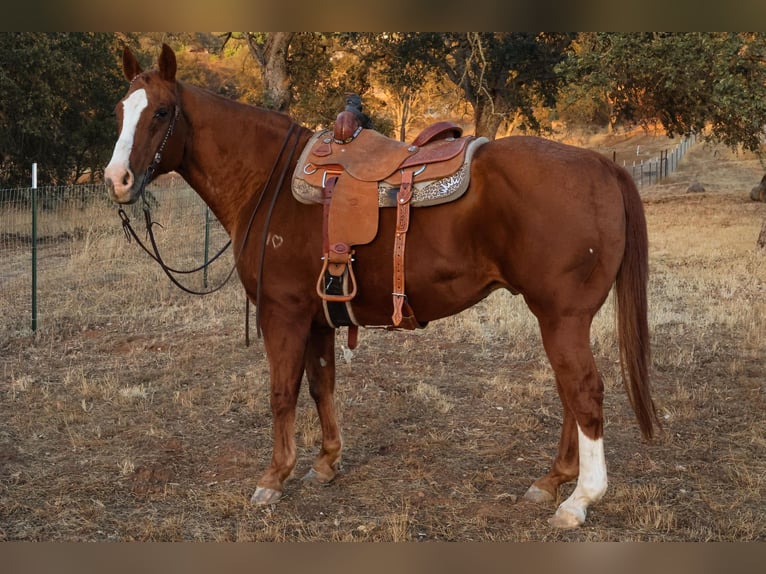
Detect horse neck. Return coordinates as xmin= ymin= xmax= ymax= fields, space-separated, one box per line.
xmin=176 ymin=82 xmax=303 ymax=235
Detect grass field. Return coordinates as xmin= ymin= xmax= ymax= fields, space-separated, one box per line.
xmin=0 ymin=134 xmax=764 ymax=541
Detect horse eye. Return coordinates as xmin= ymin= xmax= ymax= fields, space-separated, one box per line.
xmin=154 ymin=108 xmax=169 ymax=119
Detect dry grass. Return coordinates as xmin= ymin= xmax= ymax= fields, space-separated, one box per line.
xmin=0 ymin=133 xmax=764 ymax=541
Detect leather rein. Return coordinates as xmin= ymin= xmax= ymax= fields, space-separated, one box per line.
xmin=117 ymin=102 xmax=301 ymax=342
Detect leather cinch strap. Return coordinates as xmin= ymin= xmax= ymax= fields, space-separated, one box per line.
xmin=392 ymin=169 xmax=416 ymax=327
xmin=317 ymin=160 xmax=423 ymax=331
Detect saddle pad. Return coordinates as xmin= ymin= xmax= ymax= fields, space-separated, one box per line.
xmin=292 ymin=134 xmax=488 ymax=208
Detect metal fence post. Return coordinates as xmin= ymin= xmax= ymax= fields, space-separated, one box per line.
xmin=31 ymin=163 xmax=38 ymax=332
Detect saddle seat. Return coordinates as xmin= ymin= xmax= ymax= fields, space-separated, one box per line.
xmin=308 ymin=115 xmax=470 ymax=183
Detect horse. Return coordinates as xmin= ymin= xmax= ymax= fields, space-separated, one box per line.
xmin=104 ymin=43 xmax=658 ymax=529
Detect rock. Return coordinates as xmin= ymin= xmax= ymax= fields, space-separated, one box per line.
xmin=687 ymin=182 xmax=705 ymax=193
xmin=751 ymin=175 xmax=766 ymax=202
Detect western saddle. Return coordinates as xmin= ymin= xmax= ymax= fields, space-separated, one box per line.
xmin=291 ymin=107 xmax=487 ymax=343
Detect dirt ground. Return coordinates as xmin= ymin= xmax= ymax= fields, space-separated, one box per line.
xmin=0 ymin=133 xmax=764 ymax=541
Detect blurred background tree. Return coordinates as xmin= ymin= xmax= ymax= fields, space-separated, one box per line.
xmin=0 ymin=33 xmax=128 ymax=186
xmin=2 ymin=32 xmax=766 ymax=188
xmin=558 ymin=32 xmax=766 ymax=151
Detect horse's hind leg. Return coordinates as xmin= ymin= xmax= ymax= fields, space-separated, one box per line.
xmin=527 ymin=314 xmax=608 ymax=528
xmin=523 ymin=386 xmax=579 ymax=503
xmin=302 ymin=325 xmax=343 ymax=485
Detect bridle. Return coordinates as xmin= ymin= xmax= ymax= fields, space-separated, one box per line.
xmin=117 ymin=101 xmax=234 ymax=296
xmin=141 ymin=105 xmax=181 ymax=194
xmin=117 ymin=90 xmax=302 ymax=342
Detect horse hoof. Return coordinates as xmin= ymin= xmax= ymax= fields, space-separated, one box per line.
xmin=250 ymin=486 xmax=282 ymax=505
xmin=547 ymin=506 xmax=585 ymax=529
xmin=523 ymin=484 xmax=555 ymax=504
xmin=302 ymin=467 xmax=334 ymax=485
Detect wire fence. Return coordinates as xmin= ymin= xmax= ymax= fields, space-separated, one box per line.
xmin=0 ymin=180 xmax=232 ymax=337
xmin=618 ymin=134 xmax=697 ymax=189
xmin=1 ymin=135 xmax=698 ymax=337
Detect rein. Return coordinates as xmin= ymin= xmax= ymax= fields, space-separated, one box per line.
xmin=118 ymin=113 xmax=301 ymax=342
xmin=117 ymin=104 xmax=236 ymax=296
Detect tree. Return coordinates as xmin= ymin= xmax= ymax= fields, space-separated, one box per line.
xmin=287 ymin=33 xmax=372 ymax=130
xmin=351 ymin=33 xmax=442 ymax=141
xmin=410 ymin=33 xmax=575 ymax=140
xmin=214 ymin=33 xmax=574 ymax=140
xmin=0 ymin=33 xmax=127 ymax=186
xmin=562 ymin=33 xmax=766 ymax=151
xmin=218 ymin=33 xmax=295 ymax=111
xmin=219 ymin=33 xmax=354 ymax=128
xmin=239 ymin=32 xmax=295 ymax=112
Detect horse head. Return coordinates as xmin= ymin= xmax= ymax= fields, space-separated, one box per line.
xmin=105 ymin=43 xmax=186 ymax=204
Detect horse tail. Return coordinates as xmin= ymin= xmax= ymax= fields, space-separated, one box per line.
xmin=614 ymin=168 xmax=659 ymax=440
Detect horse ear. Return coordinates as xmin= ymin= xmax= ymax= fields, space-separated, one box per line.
xmin=122 ymin=46 xmax=142 ymax=82
xmin=158 ymin=43 xmax=177 ymax=82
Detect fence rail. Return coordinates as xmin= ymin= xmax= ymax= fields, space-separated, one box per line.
xmin=1 ymin=181 xmax=231 ymax=337
xmin=619 ymin=134 xmax=697 ymax=188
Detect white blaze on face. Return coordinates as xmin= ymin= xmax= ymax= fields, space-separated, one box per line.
xmin=106 ymin=89 xmax=148 ymax=175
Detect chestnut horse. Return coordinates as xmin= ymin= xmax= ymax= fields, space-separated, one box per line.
xmin=105 ymin=44 xmax=658 ymax=529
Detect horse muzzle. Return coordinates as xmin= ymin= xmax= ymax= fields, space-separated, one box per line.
xmin=104 ymin=164 xmax=140 ymax=204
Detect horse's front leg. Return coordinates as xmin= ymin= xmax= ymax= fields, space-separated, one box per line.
xmin=302 ymin=324 xmax=343 ymax=485
xmin=251 ymin=316 xmax=309 ymax=505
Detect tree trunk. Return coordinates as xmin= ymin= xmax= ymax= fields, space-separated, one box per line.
xmin=757 ymin=218 xmax=766 ymax=250
xmin=398 ymin=93 xmax=410 ymax=142
xmin=473 ymin=101 xmax=504 ymax=140
xmin=246 ymin=32 xmax=295 ymax=112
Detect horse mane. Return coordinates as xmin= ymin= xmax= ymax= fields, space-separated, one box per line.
xmin=178 ymin=79 xmax=299 ymax=135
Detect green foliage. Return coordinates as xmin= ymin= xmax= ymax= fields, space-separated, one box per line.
xmin=329 ymin=33 xmax=574 ymax=140
xmin=221 ymin=33 xmax=385 ymax=132
xmin=0 ymin=33 xmax=127 ymax=186
xmin=562 ymin=33 xmax=766 ymax=151
xmin=347 ymin=33 xmax=452 ymax=139
xmin=555 ymin=83 xmax=611 ymax=131
xmin=287 ymin=33 xmax=355 ymax=129
xmin=7 ymin=32 xmax=764 ymax=190
xmin=409 ymin=33 xmax=575 ymax=138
